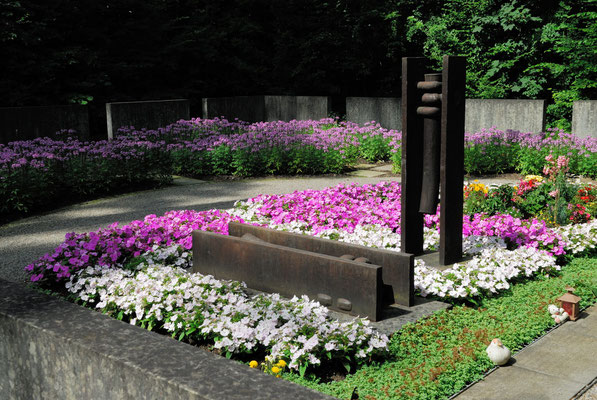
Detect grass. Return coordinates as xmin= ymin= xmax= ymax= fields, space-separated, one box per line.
xmin=287 ymin=256 xmax=597 ymax=400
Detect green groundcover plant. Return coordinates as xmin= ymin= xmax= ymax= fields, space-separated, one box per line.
xmin=287 ymin=257 xmax=597 ymax=399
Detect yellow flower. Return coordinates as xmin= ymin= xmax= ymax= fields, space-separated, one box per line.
xmin=249 ymin=360 xmax=258 ymax=368
xmin=276 ymin=374 xmax=281 ymax=378
xmin=271 ymin=366 xmax=281 ymax=374
xmin=524 ymin=175 xmax=543 ymax=182
xmin=277 ymin=360 xmax=287 ymax=368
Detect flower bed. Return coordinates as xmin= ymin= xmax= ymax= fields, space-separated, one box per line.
xmin=0 ymin=136 xmax=172 ymax=220
xmin=0 ymin=118 xmax=399 ymax=221
xmin=27 ymin=181 xmax=597 ymax=296
xmin=24 ymin=178 xmax=597 ymax=396
xmin=66 ymin=247 xmax=388 ymax=373
xmin=464 ymin=127 xmax=597 ymax=176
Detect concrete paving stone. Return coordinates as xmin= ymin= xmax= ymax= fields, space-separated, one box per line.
xmin=512 ymin=327 xmax=597 ymax=384
xmin=370 ymin=164 xmax=394 ymax=172
xmin=576 ymin=381 xmax=597 ymax=400
xmin=354 ymin=163 xmax=376 ymax=169
xmin=347 ymin=170 xmax=387 ymax=177
xmin=456 ymin=366 xmax=582 ymax=400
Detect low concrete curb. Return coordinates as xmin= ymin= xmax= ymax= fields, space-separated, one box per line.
xmin=0 ymin=279 xmax=335 ymax=400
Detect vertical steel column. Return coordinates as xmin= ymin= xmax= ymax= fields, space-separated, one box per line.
xmin=401 ymin=57 xmax=427 ymax=255
xmin=418 ymin=73 xmax=442 ymax=214
xmin=440 ymin=56 xmax=466 ymax=265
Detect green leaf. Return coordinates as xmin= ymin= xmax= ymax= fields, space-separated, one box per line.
xmin=299 ymin=362 xmax=308 ymax=378
xmin=342 ymin=361 xmax=352 ymax=373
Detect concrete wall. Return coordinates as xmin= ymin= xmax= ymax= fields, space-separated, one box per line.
xmin=202 ymin=96 xmax=330 ymax=122
xmin=346 ymin=97 xmax=402 ymax=130
xmin=296 ymin=96 xmax=331 ymax=121
xmin=202 ymin=96 xmax=266 ymax=123
xmin=572 ymin=101 xmax=597 ymax=139
xmin=0 ymin=105 xmax=89 ymax=144
xmin=106 ymin=99 xmax=190 ymax=139
xmin=0 ymin=279 xmax=333 ymax=400
xmin=345 ymin=98 xmax=548 ymax=133
xmin=465 ymin=99 xmax=546 ymax=133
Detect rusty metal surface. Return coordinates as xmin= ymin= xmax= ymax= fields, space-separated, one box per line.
xmin=419 ymin=73 xmax=442 ymax=215
xmin=192 ymin=229 xmax=384 ymax=320
xmin=440 ymin=55 xmax=466 ymax=265
xmin=228 ymin=222 xmax=414 ymax=307
xmin=401 ymin=57 xmax=426 ymax=256
xmin=416 ymin=106 xmax=441 ymax=117
xmin=421 ymin=93 xmax=442 ymax=104
xmin=416 ymin=81 xmax=442 ymax=91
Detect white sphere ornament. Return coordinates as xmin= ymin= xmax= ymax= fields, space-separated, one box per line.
xmin=486 ymin=338 xmax=511 ymax=366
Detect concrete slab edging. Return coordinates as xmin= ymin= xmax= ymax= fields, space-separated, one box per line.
xmin=0 ymin=279 xmax=334 ymax=400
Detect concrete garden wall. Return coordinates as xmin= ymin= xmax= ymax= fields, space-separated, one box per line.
xmin=202 ymin=96 xmax=330 ymax=122
xmin=464 ymin=99 xmax=546 ymax=133
xmin=0 ymin=105 xmax=89 ymax=144
xmin=345 ymin=98 xmax=548 ymax=134
xmin=0 ymin=279 xmax=333 ymax=400
xmin=106 ymin=99 xmax=190 ymax=139
xmin=346 ymin=97 xmax=402 ymax=130
xmin=572 ymin=101 xmax=597 ymax=139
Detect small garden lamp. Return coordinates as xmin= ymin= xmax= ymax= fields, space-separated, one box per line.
xmin=557 ymin=287 xmax=581 ymax=321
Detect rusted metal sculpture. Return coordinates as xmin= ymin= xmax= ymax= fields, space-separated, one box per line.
xmin=193 ymin=222 xmax=414 ymax=321
xmin=401 ymin=56 xmax=466 ymax=265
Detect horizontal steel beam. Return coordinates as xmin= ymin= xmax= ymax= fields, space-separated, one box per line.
xmin=193 ymin=229 xmax=383 ymax=320
xmin=228 ymin=222 xmax=414 ymax=306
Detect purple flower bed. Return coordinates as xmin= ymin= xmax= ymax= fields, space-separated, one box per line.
xmin=26 ymin=209 xmax=240 ymax=282
xmin=464 ymin=127 xmax=597 ymax=176
xmin=1 ymin=118 xmax=401 ymax=221
xmin=3 ymin=118 xmax=595 ymax=223
xmin=0 ymin=136 xmax=172 ymax=219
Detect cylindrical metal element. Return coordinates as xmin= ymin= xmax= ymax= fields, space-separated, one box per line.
xmin=421 ymin=93 xmax=442 ymax=104
xmin=416 ymin=106 xmax=441 ymax=118
xmin=416 ymin=80 xmax=442 ymax=92
xmin=419 ymin=73 xmax=442 ymax=214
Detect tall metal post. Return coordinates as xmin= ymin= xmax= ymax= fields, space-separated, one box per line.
xmin=400 ymin=57 xmax=427 ymax=255
xmin=439 ymin=56 xmax=466 ymax=265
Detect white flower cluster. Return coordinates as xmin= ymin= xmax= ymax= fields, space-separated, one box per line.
xmin=66 ymin=257 xmax=388 ymax=370
xmin=462 ymin=235 xmax=507 ymax=255
xmin=552 ymin=219 xmax=597 ymax=255
xmin=415 ymin=246 xmax=558 ymax=298
xmin=229 ymin=201 xmax=574 ymax=300
xmin=143 ymin=244 xmax=193 ymax=268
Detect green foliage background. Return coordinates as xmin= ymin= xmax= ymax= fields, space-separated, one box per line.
xmin=1 ymin=0 xmax=595 ymax=132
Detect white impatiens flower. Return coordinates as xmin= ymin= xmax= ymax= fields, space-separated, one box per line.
xmin=415 ymin=246 xmax=558 ymax=299
xmin=66 ymin=247 xmax=389 ymax=371
xmin=552 ymin=219 xmax=597 ymax=255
